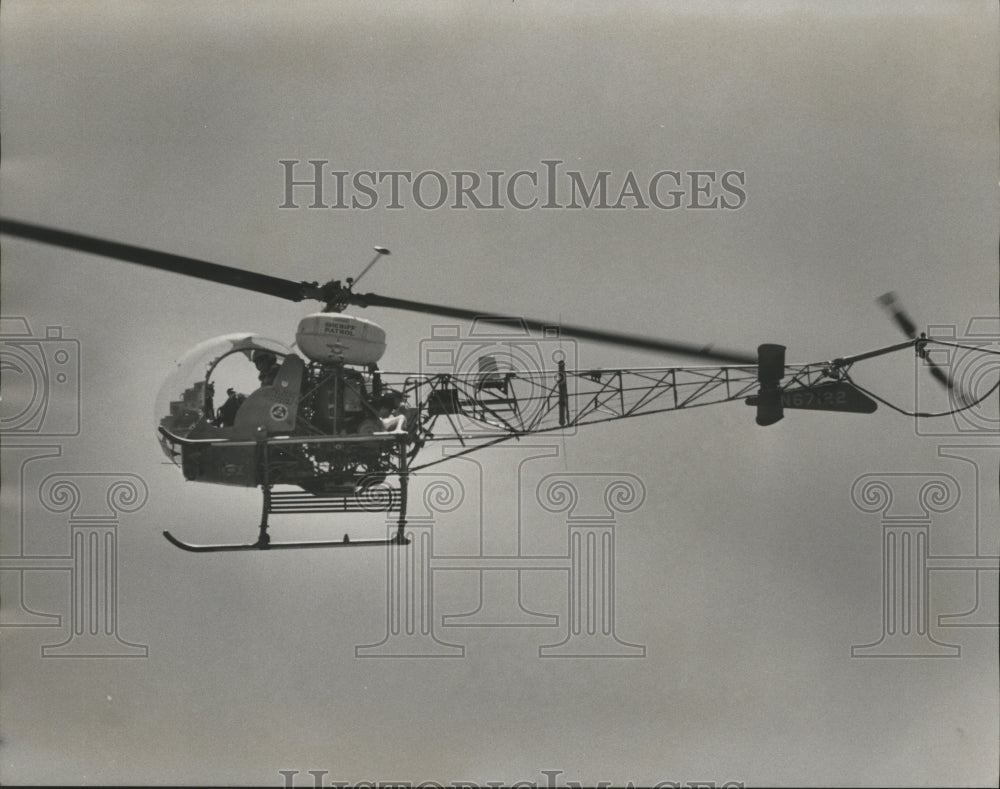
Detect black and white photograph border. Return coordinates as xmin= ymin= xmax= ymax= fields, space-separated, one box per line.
xmin=1 ymin=2 xmax=997 ymax=787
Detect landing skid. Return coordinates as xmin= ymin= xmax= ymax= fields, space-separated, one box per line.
xmin=162 ymin=426 xmax=412 ymax=553
xmin=162 ymin=529 xmax=409 ymax=553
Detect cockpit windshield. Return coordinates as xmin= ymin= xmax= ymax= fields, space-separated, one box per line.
xmin=154 ymin=333 xmax=292 ymax=463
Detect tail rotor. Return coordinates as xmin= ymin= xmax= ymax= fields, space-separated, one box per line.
xmin=877 ymin=292 xmax=967 ymax=404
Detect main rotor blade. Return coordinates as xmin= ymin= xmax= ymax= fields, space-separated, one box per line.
xmin=0 ymin=218 xmax=312 ymax=302
xmin=353 ymin=292 xmax=758 ymax=364
xmin=1 ymin=217 xmax=759 ymax=364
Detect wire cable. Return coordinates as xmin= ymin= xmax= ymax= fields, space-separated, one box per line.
xmin=845 ymin=374 xmax=1000 ymax=418
xmin=925 ymin=339 xmax=1000 ymax=355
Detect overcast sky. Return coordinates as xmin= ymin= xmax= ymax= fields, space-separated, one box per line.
xmin=1 ymin=1 xmax=997 ymax=786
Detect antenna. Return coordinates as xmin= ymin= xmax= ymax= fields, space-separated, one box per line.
xmin=346 ymin=246 xmax=391 ymax=289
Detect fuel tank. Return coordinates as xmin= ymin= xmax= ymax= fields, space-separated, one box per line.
xmin=295 ymin=313 xmax=386 ymax=365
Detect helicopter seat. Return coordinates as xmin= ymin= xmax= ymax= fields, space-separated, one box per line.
xmin=230 ymin=354 xmax=305 ymax=438
xmin=473 ymin=354 xmax=518 ymax=417
xmin=475 ymin=355 xmax=510 ymax=392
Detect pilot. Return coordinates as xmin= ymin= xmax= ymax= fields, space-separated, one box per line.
xmin=252 ymin=350 xmax=281 ymax=386
xmin=203 ymin=381 xmax=216 ymax=420
xmin=213 ymin=387 xmax=244 ymax=427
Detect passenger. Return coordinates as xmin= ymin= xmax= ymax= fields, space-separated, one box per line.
xmin=252 ymin=350 xmax=281 ymax=386
xmin=213 ymin=387 xmax=245 ymax=427
xmin=374 ymin=393 xmax=409 ymax=434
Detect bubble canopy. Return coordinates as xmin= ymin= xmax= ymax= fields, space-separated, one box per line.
xmin=154 ymin=333 xmax=292 ymax=462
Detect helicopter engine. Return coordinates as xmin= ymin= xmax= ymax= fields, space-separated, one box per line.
xmin=296 ymin=313 xmax=386 ymax=365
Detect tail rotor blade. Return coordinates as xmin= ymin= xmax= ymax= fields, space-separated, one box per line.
xmin=925 ymin=360 xmax=954 ymax=391
xmin=877 ymin=291 xmax=967 ymax=401
xmin=877 ymin=291 xmax=918 ymax=338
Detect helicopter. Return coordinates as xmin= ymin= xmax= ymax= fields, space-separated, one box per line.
xmin=1 ymin=217 xmax=992 ymax=553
